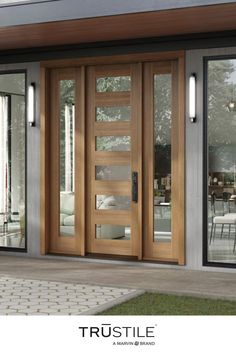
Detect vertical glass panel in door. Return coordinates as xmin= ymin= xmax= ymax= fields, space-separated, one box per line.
xmin=207 ymin=59 xmax=236 ymax=264
xmin=60 ymin=80 xmax=75 ymax=236
xmin=153 ymin=74 xmax=172 ymax=242
xmin=0 ymin=73 xmax=26 ymax=249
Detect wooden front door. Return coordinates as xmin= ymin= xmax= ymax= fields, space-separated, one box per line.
xmin=86 ymin=64 xmax=142 ymax=258
xmin=46 ymin=54 xmax=184 ymax=263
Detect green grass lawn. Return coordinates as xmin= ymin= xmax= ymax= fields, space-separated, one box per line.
xmin=98 ymin=293 xmax=236 ymax=315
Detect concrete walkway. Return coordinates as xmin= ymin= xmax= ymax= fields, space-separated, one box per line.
xmin=0 ymin=255 xmax=236 ymax=301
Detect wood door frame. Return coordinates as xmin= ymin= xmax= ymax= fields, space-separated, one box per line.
xmin=40 ymin=50 xmax=185 ymax=263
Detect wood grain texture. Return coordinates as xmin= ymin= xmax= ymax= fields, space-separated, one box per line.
xmin=40 ymin=67 xmax=48 ymax=255
xmin=143 ymin=62 xmax=154 ymax=260
xmin=171 ymin=60 xmax=180 ymax=261
xmin=77 ymin=66 xmax=86 ymax=256
xmin=89 ymin=239 xmax=133 ymax=256
xmin=177 ymin=55 xmax=186 ymax=265
xmin=49 ymin=68 xmax=60 ymax=252
xmin=94 ymin=151 xmax=131 ymax=165
xmin=85 ymin=66 xmax=94 ymax=253
xmin=2 ymin=3 xmax=236 ymax=50
xmin=94 ymin=121 xmax=131 ymax=135
xmin=41 ymin=51 xmax=184 ymax=68
xmin=131 ymin=63 xmax=142 ymax=260
xmin=95 ymin=92 xmax=130 ymax=106
xmin=94 ymin=181 xmax=131 ymax=195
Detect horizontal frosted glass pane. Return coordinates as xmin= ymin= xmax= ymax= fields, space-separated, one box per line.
xmin=154 ymin=204 xmax=171 ymax=243
xmin=96 ymin=136 xmax=131 ymax=151
xmin=96 ymin=224 xmax=130 ymax=240
xmin=96 ymin=106 xmax=131 ymax=122
xmin=96 ymin=76 xmax=131 ymax=92
xmin=96 ymin=166 xmax=131 ymax=180
xmin=59 ymin=80 xmax=75 ymax=237
xmin=96 ymin=195 xmax=131 ymax=210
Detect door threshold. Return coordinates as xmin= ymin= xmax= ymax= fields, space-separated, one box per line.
xmin=86 ymin=253 xmax=138 ymax=262
xmin=47 ymin=252 xmax=179 ymax=266
xmin=48 ymin=252 xmax=138 ymax=262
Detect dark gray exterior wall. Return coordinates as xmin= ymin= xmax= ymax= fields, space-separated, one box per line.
xmin=0 ymin=0 xmax=235 ymax=26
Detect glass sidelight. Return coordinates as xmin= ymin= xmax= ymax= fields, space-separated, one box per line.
xmin=59 ymin=80 xmax=75 ymax=236
xmin=153 ymin=73 xmax=172 ymax=243
xmin=143 ymin=60 xmax=185 ymax=264
xmin=0 ymin=73 xmax=26 ymax=249
xmin=49 ymin=68 xmax=85 ymax=255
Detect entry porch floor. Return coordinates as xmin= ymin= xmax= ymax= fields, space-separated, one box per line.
xmin=0 ymin=255 xmax=236 ymax=301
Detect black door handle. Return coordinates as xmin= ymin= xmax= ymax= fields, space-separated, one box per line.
xmin=132 ymin=172 xmax=138 ymax=203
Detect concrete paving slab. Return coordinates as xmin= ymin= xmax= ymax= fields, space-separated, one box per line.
xmin=0 ymin=275 xmax=141 ymax=315
xmin=0 ymin=255 xmax=236 ymax=301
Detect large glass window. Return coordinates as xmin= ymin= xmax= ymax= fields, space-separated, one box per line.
xmin=0 ymin=73 xmax=26 ymax=249
xmin=207 ymin=58 xmax=236 ymax=264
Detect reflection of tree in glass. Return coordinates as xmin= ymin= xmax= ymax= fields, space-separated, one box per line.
xmin=96 ymin=77 xmax=131 ymax=150
xmin=154 ymin=74 xmax=172 ymax=182
xmin=208 ymin=60 xmax=236 ymax=174
xmin=14 ymin=96 xmax=25 ymax=204
xmin=96 ymin=76 xmax=131 ymax=92
xmin=208 ymin=60 xmax=235 ymax=145
xmin=60 ymin=80 xmax=75 ymax=191
xmin=11 ymin=75 xmax=25 ymax=94
xmin=154 ymin=74 xmax=172 ymax=146
xmin=96 ymin=106 xmax=131 ymax=122
xmin=96 ymin=136 xmax=131 ymax=151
